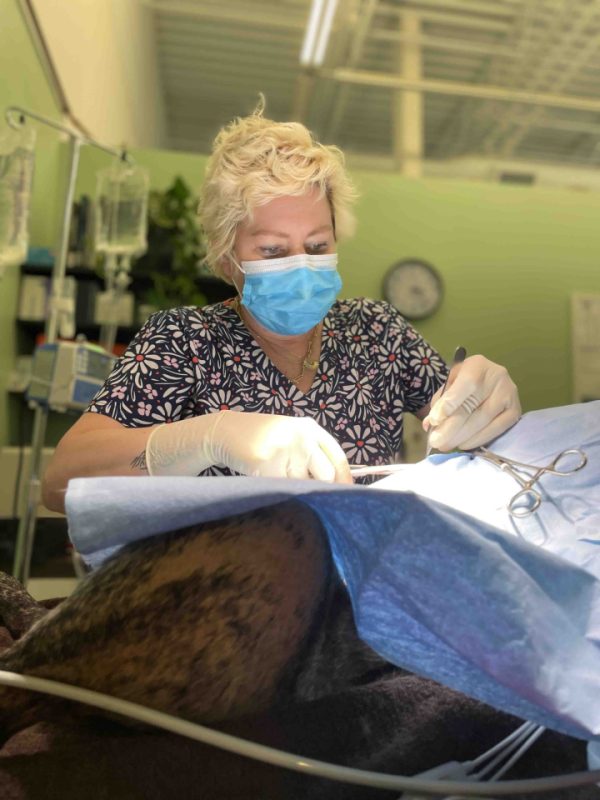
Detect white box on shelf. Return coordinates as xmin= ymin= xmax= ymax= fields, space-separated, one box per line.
xmin=94 ymin=291 xmax=134 ymax=326
xmin=18 ymin=275 xmax=49 ymax=321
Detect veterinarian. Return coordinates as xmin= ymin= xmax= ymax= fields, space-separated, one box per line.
xmin=42 ymin=102 xmax=521 ymax=513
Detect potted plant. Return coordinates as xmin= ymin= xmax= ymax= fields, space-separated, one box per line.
xmin=131 ymin=176 xmax=209 ymax=313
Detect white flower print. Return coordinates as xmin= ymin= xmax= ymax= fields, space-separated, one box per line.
xmin=347 ymin=330 xmax=370 ymax=352
xmin=87 ymin=300 xmax=443 ymax=475
xmin=343 ymin=424 xmax=380 ymax=463
xmin=255 ymin=379 xmax=302 ymax=412
xmin=189 ymin=316 xmax=214 ymax=339
xmin=150 ymin=400 xmax=185 ymax=423
xmin=120 ymin=341 xmax=161 ymax=378
xmin=165 ymin=319 xmax=186 ymax=341
xmin=322 ymin=326 xmax=340 ymax=350
xmin=314 ymin=362 xmax=336 ymax=395
xmin=342 ymin=368 xmax=373 ymax=405
xmin=375 ymin=342 xmax=404 ymax=377
xmin=221 ymin=342 xmax=255 ymax=375
xmin=315 ymin=397 xmax=342 ymax=425
xmin=408 ymin=347 xmax=440 ymax=379
xmin=205 ymin=388 xmax=245 ymax=412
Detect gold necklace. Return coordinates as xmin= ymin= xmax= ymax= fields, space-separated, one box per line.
xmin=232 ymin=297 xmax=320 ymax=383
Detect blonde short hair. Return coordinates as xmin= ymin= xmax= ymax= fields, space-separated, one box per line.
xmin=198 ymin=100 xmax=357 ymax=281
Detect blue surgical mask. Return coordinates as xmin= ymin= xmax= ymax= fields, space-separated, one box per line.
xmin=237 ymin=253 xmax=342 ymax=335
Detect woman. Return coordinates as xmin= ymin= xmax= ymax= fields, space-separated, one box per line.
xmin=42 ymin=103 xmax=520 ymax=513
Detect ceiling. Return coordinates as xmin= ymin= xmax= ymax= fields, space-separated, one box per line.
xmin=145 ymin=0 xmax=600 ymax=172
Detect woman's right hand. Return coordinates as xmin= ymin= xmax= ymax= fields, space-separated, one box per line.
xmin=146 ymin=411 xmax=352 ymax=483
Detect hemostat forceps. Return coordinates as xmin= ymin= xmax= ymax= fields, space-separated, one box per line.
xmin=349 ymin=463 xmax=407 ymax=478
xmin=472 ymin=446 xmax=588 ymax=518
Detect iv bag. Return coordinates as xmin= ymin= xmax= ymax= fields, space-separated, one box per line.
xmin=0 ymin=125 xmax=35 ymax=274
xmin=95 ymin=161 xmax=149 ymax=257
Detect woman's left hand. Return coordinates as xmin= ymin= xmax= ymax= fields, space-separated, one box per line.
xmin=422 ymin=355 xmax=521 ymax=451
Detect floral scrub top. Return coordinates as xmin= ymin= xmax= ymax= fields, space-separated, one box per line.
xmin=88 ymin=297 xmax=448 ymax=475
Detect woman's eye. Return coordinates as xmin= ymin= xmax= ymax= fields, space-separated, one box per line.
xmin=260 ymin=246 xmax=284 ymax=257
xmin=307 ymin=242 xmax=328 ymax=253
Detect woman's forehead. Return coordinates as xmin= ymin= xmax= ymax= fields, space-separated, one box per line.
xmin=245 ymin=192 xmax=332 ymax=233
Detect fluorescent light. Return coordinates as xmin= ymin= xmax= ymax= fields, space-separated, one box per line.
xmin=300 ymin=0 xmax=325 ymax=66
xmin=312 ymin=0 xmax=339 ymax=67
xmin=300 ymin=0 xmax=338 ymax=67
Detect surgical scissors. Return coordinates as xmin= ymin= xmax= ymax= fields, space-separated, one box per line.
xmin=472 ymin=446 xmax=588 ymax=518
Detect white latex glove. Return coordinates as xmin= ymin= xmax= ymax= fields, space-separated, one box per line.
xmin=146 ymin=410 xmax=352 ymax=483
xmin=423 ymin=355 xmax=521 ymax=452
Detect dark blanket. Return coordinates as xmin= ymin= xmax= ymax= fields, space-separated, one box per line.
xmin=0 ymin=595 xmax=597 ymax=800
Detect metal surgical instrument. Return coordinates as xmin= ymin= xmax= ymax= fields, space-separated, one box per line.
xmin=426 ymin=346 xmax=468 ymax=456
xmin=472 ymin=446 xmax=588 ymax=518
xmin=349 ymin=463 xmax=407 ymax=478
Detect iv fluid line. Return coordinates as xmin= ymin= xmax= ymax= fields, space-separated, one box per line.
xmin=0 ymin=670 xmax=597 ymax=796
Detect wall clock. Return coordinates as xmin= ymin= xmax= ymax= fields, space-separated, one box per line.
xmin=382 ymin=258 xmax=443 ymax=320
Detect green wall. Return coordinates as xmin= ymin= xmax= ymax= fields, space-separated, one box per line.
xmin=342 ymin=174 xmax=600 ymax=412
xmin=0 ymin=0 xmax=65 ymax=447
xmin=2 ymin=0 xmax=600 ymax=449
xmin=76 ymin=145 xmax=208 ymax=196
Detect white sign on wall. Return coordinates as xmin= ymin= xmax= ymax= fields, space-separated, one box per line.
xmin=571 ymin=292 xmax=600 ymax=403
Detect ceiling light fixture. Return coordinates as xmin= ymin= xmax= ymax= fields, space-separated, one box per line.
xmin=300 ymin=0 xmax=339 ymax=67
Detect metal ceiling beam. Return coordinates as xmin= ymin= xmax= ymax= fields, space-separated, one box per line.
xmin=495 ymin=3 xmax=600 ymax=158
xmin=291 ymin=0 xmax=358 ymax=123
xmin=325 ymin=0 xmax=379 ymax=140
xmin=291 ymin=72 xmax=317 ymax=122
xmin=477 ymin=0 xmax=579 ymax=153
xmin=162 ymin=49 xmax=297 ymax=69
xmin=393 ymin=10 xmax=423 ymax=176
xmin=324 ymin=67 xmax=600 ymax=114
xmin=516 ymin=118 xmax=600 ymax=136
xmin=390 ymin=0 xmax=517 ymax=20
xmin=370 ymin=30 xmax=518 ymax=60
xmin=431 ymin=0 xmax=541 ymax=158
xmin=156 ymin=28 xmax=298 ymax=47
xmin=144 ymin=0 xmax=306 ymax=30
xmin=375 ymin=2 xmax=511 ymax=32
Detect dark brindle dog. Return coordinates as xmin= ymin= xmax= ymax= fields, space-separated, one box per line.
xmin=0 ymin=501 xmax=386 ymax=736
xmin=0 ymin=500 xmax=593 ymax=799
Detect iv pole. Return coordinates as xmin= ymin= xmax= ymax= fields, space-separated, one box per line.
xmin=5 ymin=106 xmax=129 ymax=584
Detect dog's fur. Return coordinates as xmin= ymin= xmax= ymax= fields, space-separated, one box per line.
xmin=0 ymin=500 xmax=351 ymax=737
xmin=0 ymin=502 xmax=597 ymax=800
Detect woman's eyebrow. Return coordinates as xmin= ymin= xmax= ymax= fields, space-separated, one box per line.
xmin=250 ymin=229 xmax=290 ymax=238
xmin=307 ymin=224 xmax=334 ymax=236
xmin=250 ymin=224 xmax=333 ymax=238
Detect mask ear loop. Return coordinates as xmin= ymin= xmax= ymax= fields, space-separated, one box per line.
xmin=229 ymin=256 xmax=245 ymax=299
